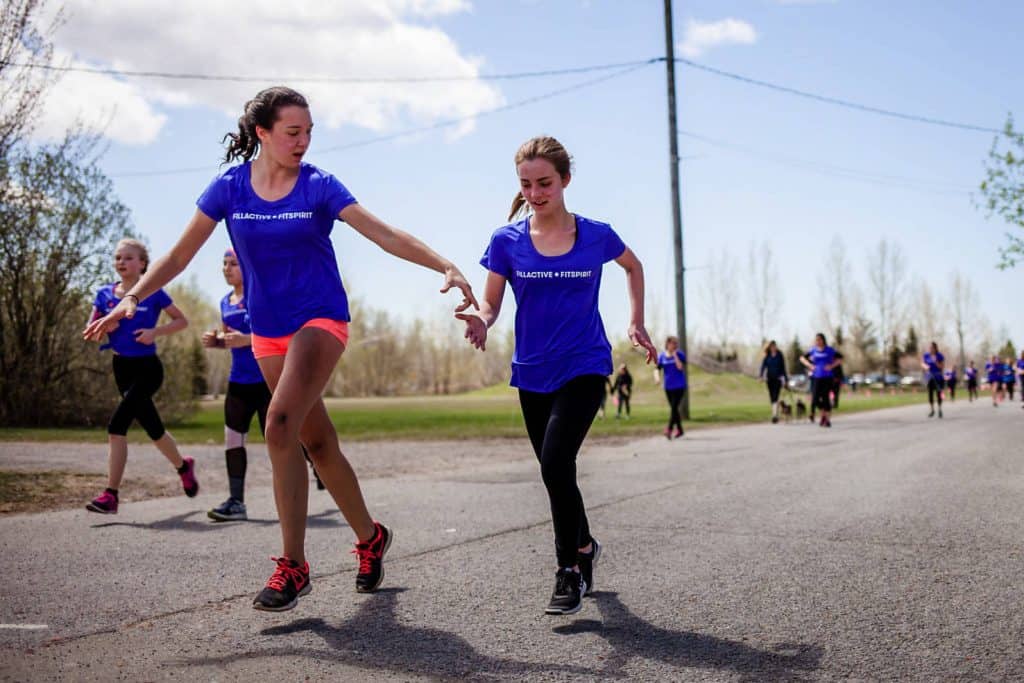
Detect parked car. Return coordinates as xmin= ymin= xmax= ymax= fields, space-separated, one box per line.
xmin=865 ymin=372 xmax=884 ymax=387
xmin=900 ymin=375 xmax=922 ymax=387
xmin=788 ymin=374 xmax=808 ymax=390
xmin=883 ymin=374 xmax=901 ymax=387
xmin=849 ymin=373 xmax=865 ymax=388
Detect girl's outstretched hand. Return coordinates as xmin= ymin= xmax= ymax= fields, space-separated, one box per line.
xmin=456 ymin=311 xmax=488 ymax=351
xmin=83 ymin=297 xmax=136 ymax=341
xmin=440 ymin=265 xmax=480 ymax=313
xmin=629 ymin=324 xmax=657 ymax=364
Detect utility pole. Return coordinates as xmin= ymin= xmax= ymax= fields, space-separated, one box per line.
xmin=663 ymin=0 xmax=689 ymax=418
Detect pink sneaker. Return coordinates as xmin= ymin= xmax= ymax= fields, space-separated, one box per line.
xmin=663 ymin=427 xmax=672 ymax=440
xmin=673 ymin=427 xmax=684 ymax=439
xmin=179 ymin=457 xmax=199 ymax=497
xmin=86 ymin=490 xmax=118 ymax=514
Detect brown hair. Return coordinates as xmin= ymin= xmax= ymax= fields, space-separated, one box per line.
xmin=117 ymin=238 xmax=149 ymax=273
xmin=222 ymin=86 xmax=309 ymax=164
xmin=665 ymin=335 xmax=679 ymax=347
xmin=508 ymin=136 xmax=573 ymax=220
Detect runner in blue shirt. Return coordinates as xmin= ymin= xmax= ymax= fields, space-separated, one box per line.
xmin=1003 ymin=358 xmax=1016 ymax=402
xmin=799 ymin=333 xmax=841 ymax=427
xmin=84 ymin=239 xmax=196 ymax=514
xmin=657 ymin=337 xmax=687 ymax=438
xmin=964 ymin=361 xmax=979 ymax=402
xmin=85 ymin=87 xmax=477 ymax=612
xmin=458 ymin=136 xmax=657 ymax=616
xmin=943 ymin=366 xmax=957 ymax=402
xmin=203 ymin=249 xmax=323 ymax=523
xmin=921 ymin=342 xmax=946 ymax=418
xmin=985 ymin=355 xmax=1004 ymax=406
xmin=1017 ymin=352 xmax=1024 ymax=408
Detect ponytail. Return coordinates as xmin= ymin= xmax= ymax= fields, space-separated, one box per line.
xmin=221 ymin=86 xmax=309 ymax=165
xmin=508 ymin=191 xmax=527 ymax=221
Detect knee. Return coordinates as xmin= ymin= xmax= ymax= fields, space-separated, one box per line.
xmin=225 ymin=426 xmax=247 ymax=450
xmin=301 ymin=435 xmax=336 ymax=465
xmin=264 ymin=409 xmax=297 ymax=450
xmin=539 ymin=456 xmax=573 ymax=488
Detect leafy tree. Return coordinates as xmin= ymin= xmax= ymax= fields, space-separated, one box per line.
xmin=904 ymin=326 xmax=919 ymax=355
xmin=787 ymin=336 xmax=803 ymax=377
xmin=979 ymin=115 xmax=1024 ymax=268
xmin=997 ymin=340 xmax=1017 ymax=362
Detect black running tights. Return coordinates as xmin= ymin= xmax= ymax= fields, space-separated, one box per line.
xmin=927 ymin=379 xmax=943 ymax=407
xmin=519 ymin=374 xmax=604 ymax=567
xmin=665 ymin=388 xmax=686 ymax=431
xmin=108 ymin=354 xmax=166 ymax=440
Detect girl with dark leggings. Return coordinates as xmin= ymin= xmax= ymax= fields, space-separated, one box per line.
xmin=921 ymin=342 xmax=945 ymax=418
xmin=85 ymin=239 xmax=197 ymax=514
xmin=800 ymin=333 xmax=841 ymax=428
xmin=759 ymin=339 xmax=787 ymax=424
xmin=459 ymin=136 xmax=656 ymax=616
xmin=657 ymin=337 xmax=687 ymax=438
xmin=965 ymin=362 xmax=979 ymax=402
xmin=612 ymin=364 xmax=633 ymax=418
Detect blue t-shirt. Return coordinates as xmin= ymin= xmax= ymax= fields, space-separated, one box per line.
xmin=93 ymin=284 xmax=173 ymax=357
xmin=943 ymin=369 xmax=955 ymax=382
xmin=965 ymin=367 xmax=977 ymax=381
xmin=1017 ymin=359 xmax=1024 ymax=375
xmin=923 ymin=352 xmax=944 ymax=381
xmin=480 ymin=215 xmax=625 ymax=393
xmin=1002 ymin=364 xmax=1015 ymax=382
xmin=196 ymin=162 xmax=358 ymax=337
xmin=807 ymin=346 xmax=837 ymax=379
xmin=220 ymin=292 xmax=264 ymax=385
xmin=985 ymin=362 xmax=1001 ymax=382
xmin=658 ymin=350 xmax=687 ymax=390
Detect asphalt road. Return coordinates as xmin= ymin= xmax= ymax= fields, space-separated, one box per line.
xmin=1 ymin=399 xmax=1022 ymax=681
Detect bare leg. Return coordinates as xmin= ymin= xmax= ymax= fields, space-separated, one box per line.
xmin=107 ymin=435 xmax=128 ymax=489
xmin=152 ymin=432 xmax=185 ymax=469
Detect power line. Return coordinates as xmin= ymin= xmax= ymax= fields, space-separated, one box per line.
xmin=678 ymin=129 xmax=974 ymax=195
xmin=675 ymin=57 xmax=1001 ymax=135
xmin=0 ymin=58 xmax=661 ymax=84
xmin=112 ymin=60 xmax=660 ymax=178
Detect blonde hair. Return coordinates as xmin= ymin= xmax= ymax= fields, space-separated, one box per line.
xmin=508 ymin=136 xmax=573 ymax=221
xmin=117 ymin=238 xmax=150 ymax=273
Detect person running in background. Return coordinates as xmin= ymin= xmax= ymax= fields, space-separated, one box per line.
xmin=921 ymin=342 xmax=945 ymax=418
xmin=612 ymin=364 xmax=633 ymax=419
xmin=985 ymin=355 xmax=1004 ymax=406
xmin=800 ymin=333 xmax=841 ymax=428
xmin=84 ymin=238 xmax=197 ymax=514
xmin=831 ymin=350 xmax=845 ymax=409
xmin=596 ymin=375 xmax=613 ymax=419
xmin=458 ymin=135 xmax=657 ymax=616
xmin=965 ymin=361 xmax=979 ymax=402
xmin=656 ymin=337 xmax=687 ymax=438
xmin=1003 ymin=358 xmax=1016 ymax=402
xmin=85 ymin=86 xmax=478 ymax=612
xmin=1017 ymin=351 xmax=1024 ymax=408
xmin=943 ymin=365 xmax=957 ymax=402
xmin=758 ymin=339 xmax=787 ymax=424
xmin=203 ymin=248 xmax=322 ymax=523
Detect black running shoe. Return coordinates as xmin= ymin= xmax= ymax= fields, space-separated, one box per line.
xmin=545 ymin=568 xmax=586 ymax=615
xmin=353 ymin=522 xmax=392 ymax=593
xmin=253 ymin=556 xmax=310 ymax=612
xmin=578 ymin=538 xmax=602 ymax=597
xmin=208 ymin=497 xmax=247 ymax=522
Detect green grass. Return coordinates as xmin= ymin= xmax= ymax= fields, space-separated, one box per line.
xmin=0 ymin=367 xmax=924 ymax=444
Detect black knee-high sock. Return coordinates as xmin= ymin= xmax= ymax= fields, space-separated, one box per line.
xmin=226 ymin=447 xmax=247 ymax=502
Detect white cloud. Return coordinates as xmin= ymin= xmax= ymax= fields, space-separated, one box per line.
xmin=678 ymin=18 xmax=758 ymax=58
xmin=37 ymin=0 xmax=501 ymax=145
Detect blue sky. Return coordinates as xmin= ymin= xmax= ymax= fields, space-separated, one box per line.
xmin=41 ymin=0 xmax=1024 ymax=353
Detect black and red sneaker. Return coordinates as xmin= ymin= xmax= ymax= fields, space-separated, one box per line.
xmin=253 ymin=556 xmax=310 ymax=612
xmin=353 ymin=522 xmax=392 ymax=593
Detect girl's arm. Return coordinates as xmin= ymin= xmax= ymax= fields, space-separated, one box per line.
xmin=341 ymin=204 xmax=478 ymax=311
xmin=134 ymin=304 xmax=188 ymax=345
xmin=456 ymin=271 xmax=506 ymax=351
xmin=613 ymin=247 xmax=657 ymax=363
xmin=84 ymin=210 xmax=218 ymax=340
xmin=799 ymin=355 xmax=814 ymax=370
xmin=674 ymin=353 xmax=685 ymax=370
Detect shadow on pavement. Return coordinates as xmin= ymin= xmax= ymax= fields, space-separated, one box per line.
xmin=553 ymin=592 xmax=823 ymax=681
xmin=90 ymin=509 xmax=343 ymax=532
xmin=185 ymin=588 xmax=597 ymax=680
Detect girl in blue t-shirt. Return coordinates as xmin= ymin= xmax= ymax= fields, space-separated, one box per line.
xmin=985 ymin=355 xmax=1004 ymax=406
xmin=965 ymin=361 xmax=979 ymax=402
xmin=1017 ymin=352 xmax=1024 ymax=407
xmin=758 ymin=340 xmax=787 ymax=424
xmin=799 ymin=333 xmax=841 ymax=427
xmin=921 ymin=342 xmax=946 ymax=418
xmin=458 ymin=136 xmax=657 ymax=616
xmin=657 ymin=336 xmax=688 ymax=438
xmin=202 ymin=249 xmax=324 ymax=523
xmin=85 ymin=87 xmax=478 ymax=612
xmin=84 ymin=239 xmax=197 ymax=514
xmin=1003 ymin=358 xmax=1016 ymax=402
xmin=943 ymin=366 xmax=957 ymax=402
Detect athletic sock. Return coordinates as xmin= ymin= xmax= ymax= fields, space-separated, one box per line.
xmin=226 ymin=447 xmax=247 ymax=502
xmin=105 ymin=487 xmax=119 ymax=499
xmin=176 ymin=461 xmax=190 ymax=475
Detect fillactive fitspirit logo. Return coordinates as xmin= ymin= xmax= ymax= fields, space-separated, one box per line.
xmin=232 ymin=211 xmax=313 ymax=221
xmin=516 ymin=270 xmax=594 ymax=279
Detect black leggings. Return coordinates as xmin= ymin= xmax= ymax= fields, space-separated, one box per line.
xmin=519 ymin=374 xmax=605 ymax=567
xmin=927 ymin=378 xmax=944 ymax=407
xmin=812 ymin=377 xmax=833 ymax=412
xmin=616 ymin=392 xmax=631 ymax=416
xmin=766 ymin=379 xmax=782 ymax=404
xmin=225 ymin=381 xmax=271 ymax=435
xmin=665 ymin=388 xmax=686 ymax=431
xmin=832 ymin=380 xmax=842 ymax=408
xmin=946 ymin=380 xmax=957 ymax=401
xmin=108 ymin=354 xmax=166 ymax=440
xmin=967 ymin=379 xmax=978 ymax=400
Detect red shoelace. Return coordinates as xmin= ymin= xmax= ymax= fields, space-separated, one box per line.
xmin=266 ymin=556 xmax=305 ymax=591
xmin=351 ymin=530 xmax=382 ymax=574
